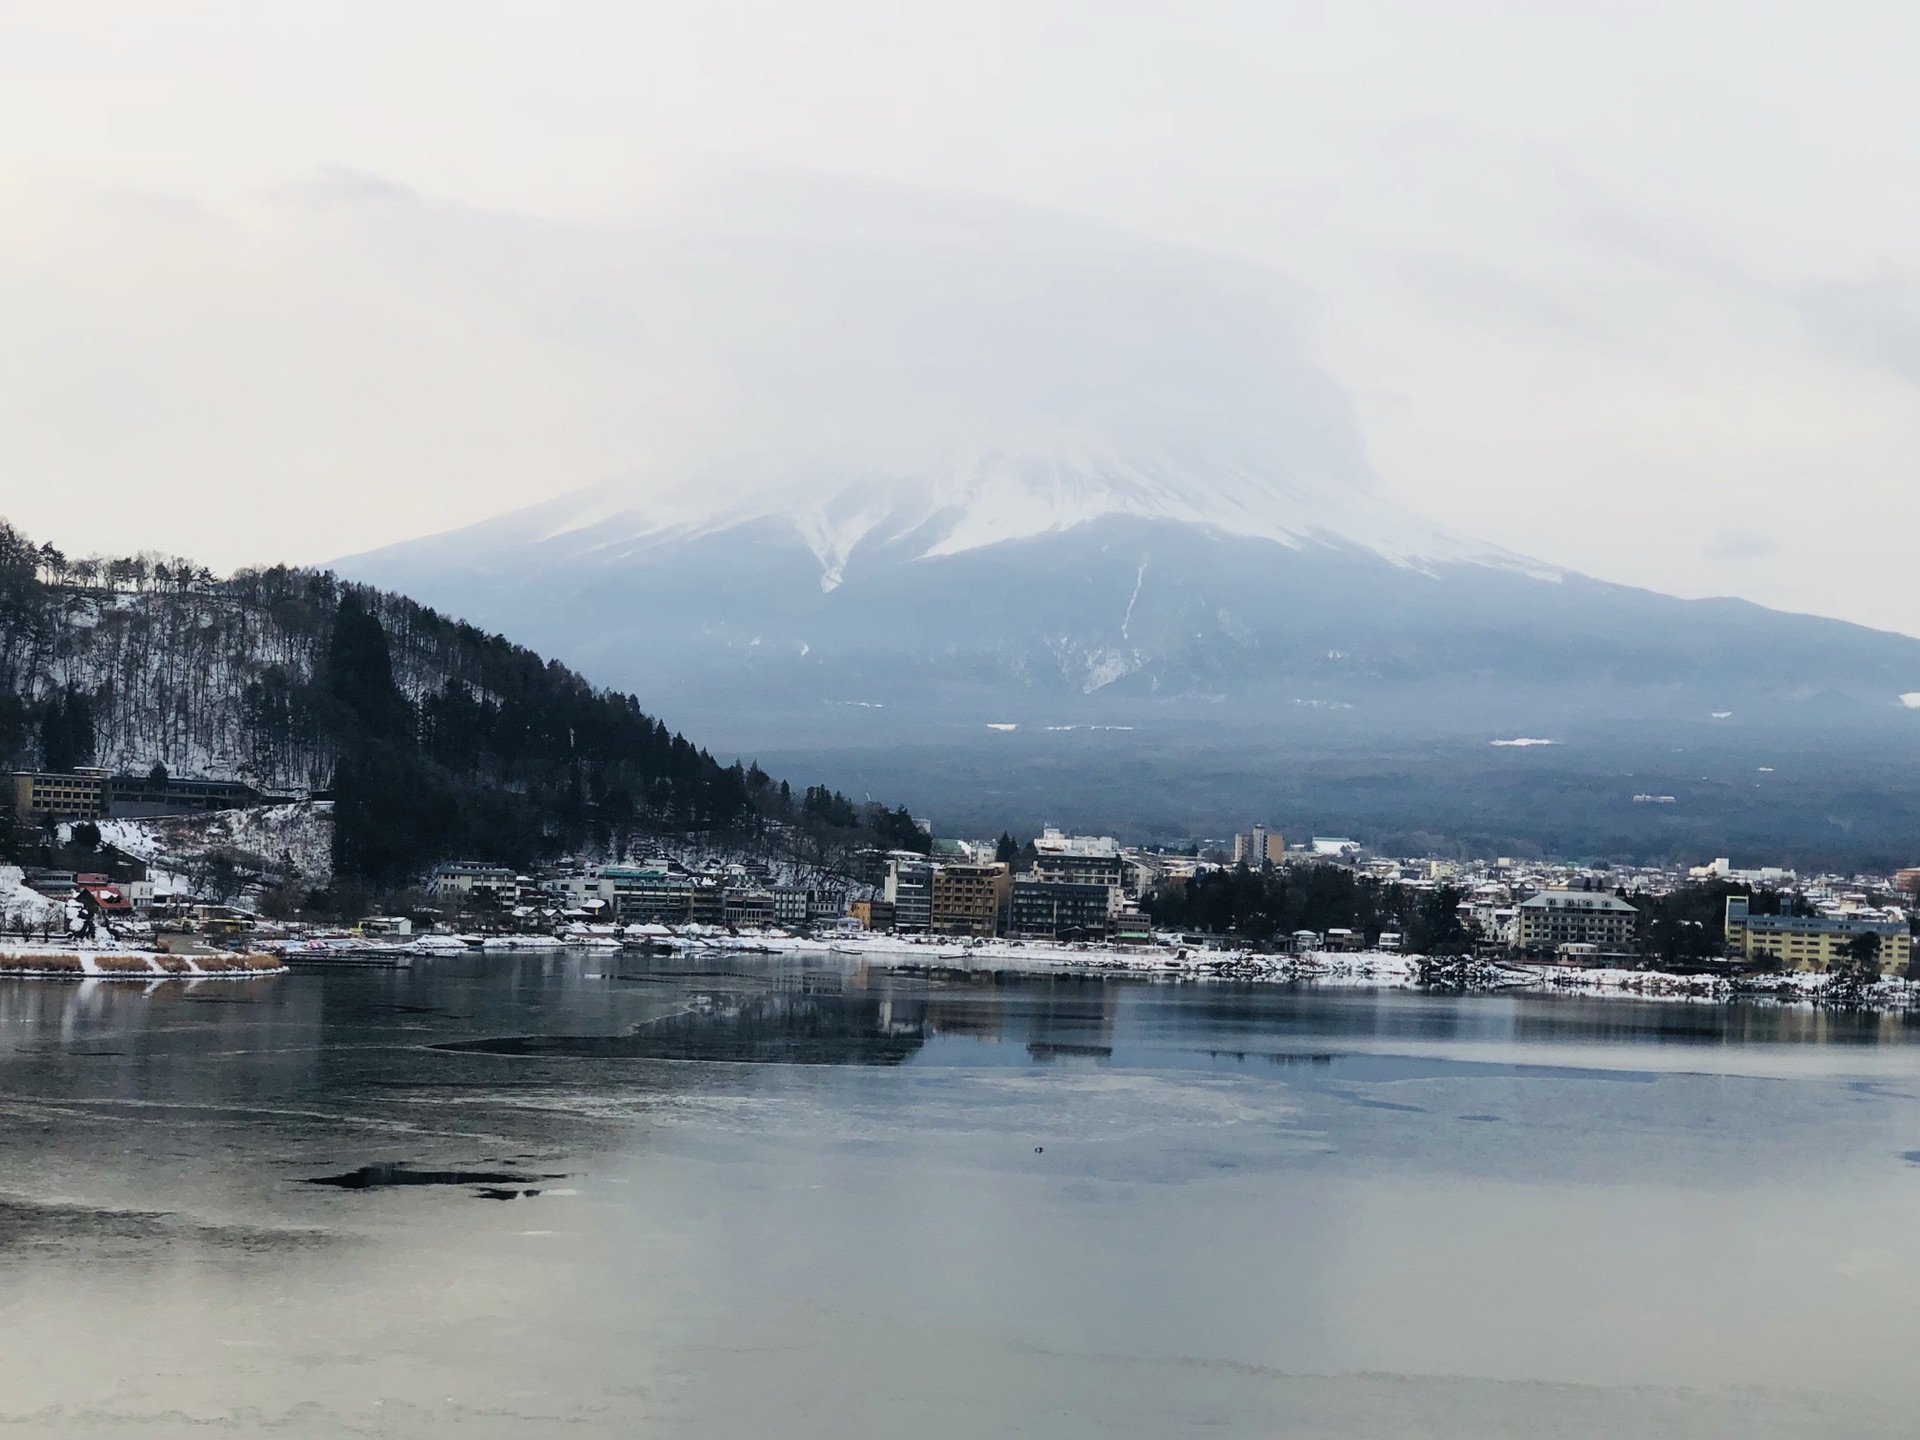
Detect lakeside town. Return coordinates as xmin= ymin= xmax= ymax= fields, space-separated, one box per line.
xmin=4 ymin=764 xmax=1918 ymax=1002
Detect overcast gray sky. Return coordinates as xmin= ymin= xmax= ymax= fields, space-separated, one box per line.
xmin=4 ymin=2 xmax=1919 ymax=633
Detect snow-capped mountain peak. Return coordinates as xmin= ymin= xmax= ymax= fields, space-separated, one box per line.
xmin=352 ymin=168 xmax=1533 ymax=589
xmin=480 ymin=443 xmax=1522 ymax=595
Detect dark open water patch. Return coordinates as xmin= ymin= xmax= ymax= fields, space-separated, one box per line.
xmin=432 ymin=992 xmax=929 ymax=1066
xmin=306 ymin=1164 xmax=563 ymax=1191
xmin=435 ymin=1030 xmax=925 ymax=1065
xmin=1027 ymin=1041 xmax=1113 ymax=1061
xmin=1901 ymin=1151 xmax=1920 ymax=1165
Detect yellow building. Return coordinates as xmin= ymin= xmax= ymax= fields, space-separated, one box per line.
xmin=1725 ymin=895 xmax=1912 ymax=972
xmin=930 ymin=863 xmax=1012 ymax=937
xmin=850 ymin=899 xmax=895 ymax=932
xmin=11 ymin=769 xmax=108 ymax=822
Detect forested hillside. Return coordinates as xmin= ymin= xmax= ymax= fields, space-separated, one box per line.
xmin=0 ymin=520 xmax=916 ymax=884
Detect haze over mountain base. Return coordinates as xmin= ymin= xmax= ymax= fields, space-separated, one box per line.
xmin=344 ymin=514 xmax=1920 ymax=869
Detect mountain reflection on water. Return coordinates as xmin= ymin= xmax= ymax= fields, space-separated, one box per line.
xmin=431 ymin=965 xmax=1160 ymax=1067
xmin=439 ymin=956 xmax=1920 ymax=1073
xmin=4 ymin=951 xmax=1920 ymax=1439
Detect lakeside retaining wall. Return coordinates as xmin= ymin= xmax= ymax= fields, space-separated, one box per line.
xmin=0 ymin=948 xmax=286 ymax=978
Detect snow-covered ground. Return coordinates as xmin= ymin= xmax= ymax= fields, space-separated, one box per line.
xmin=645 ymin=929 xmax=1445 ymax=984
xmin=641 ymin=930 xmax=1920 ymax=1010
xmin=95 ymin=801 xmax=333 ymax=896
xmin=0 ymin=945 xmax=285 ymax=978
xmin=0 ymin=865 xmax=63 ymax=933
xmin=0 ymin=867 xmax=288 ymax=977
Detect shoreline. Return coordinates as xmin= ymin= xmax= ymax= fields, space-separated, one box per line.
xmin=0 ymin=946 xmax=287 ymax=979
xmin=667 ymin=932 xmax=1920 ymax=1011
xmin=194 ymin=925 xmax=1920 ymax=1011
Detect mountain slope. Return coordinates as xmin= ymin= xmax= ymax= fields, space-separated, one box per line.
xmin=327 ymin=173 xmax=1920 ymax=864
xmin=345 ymin=507 xmax=1920 ymax=866
xmin=0 ymin=520 xmax=895 ymax=884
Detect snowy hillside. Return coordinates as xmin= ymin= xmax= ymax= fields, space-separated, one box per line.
xmin=0 ymin=866 xmax=62 ymax=932
xmin=0 ymin=550 xmax=500 ymax=790
xmin=2 ymin=517 xmax=786 ymax=887
xmin=97 ymin=802 xmax=334 ymax=898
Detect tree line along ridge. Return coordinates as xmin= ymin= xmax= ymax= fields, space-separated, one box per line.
xmin=0 ymin=519 xmax=925 ymax=885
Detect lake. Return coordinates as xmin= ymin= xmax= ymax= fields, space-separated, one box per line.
xmin=3 ymin=950 xmax=1919 ymax=1437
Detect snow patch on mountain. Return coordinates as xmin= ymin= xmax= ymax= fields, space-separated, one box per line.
xmin=439 ymin=443 xmax=1529 ymax=592
xmin=339 ymin=170 xmax=1549 ymax=590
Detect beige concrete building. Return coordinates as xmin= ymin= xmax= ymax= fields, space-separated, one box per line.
xmin=1233 ymin=826 xmax=1285 ymax=866
xmin=930 ymin=862 xmax=1012 ymax=937
xmin=12 ymin=769 xmax=108 ymax=822
xmin=1515 ymin=888 xmax=1638 ymax=953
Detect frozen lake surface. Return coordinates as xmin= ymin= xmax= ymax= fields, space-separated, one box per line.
xmin=4 ymin=950 xmax=1920 ymax=1437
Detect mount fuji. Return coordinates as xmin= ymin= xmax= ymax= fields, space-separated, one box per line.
xmin=341 ymin=174 xmax=1920 ymax=864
